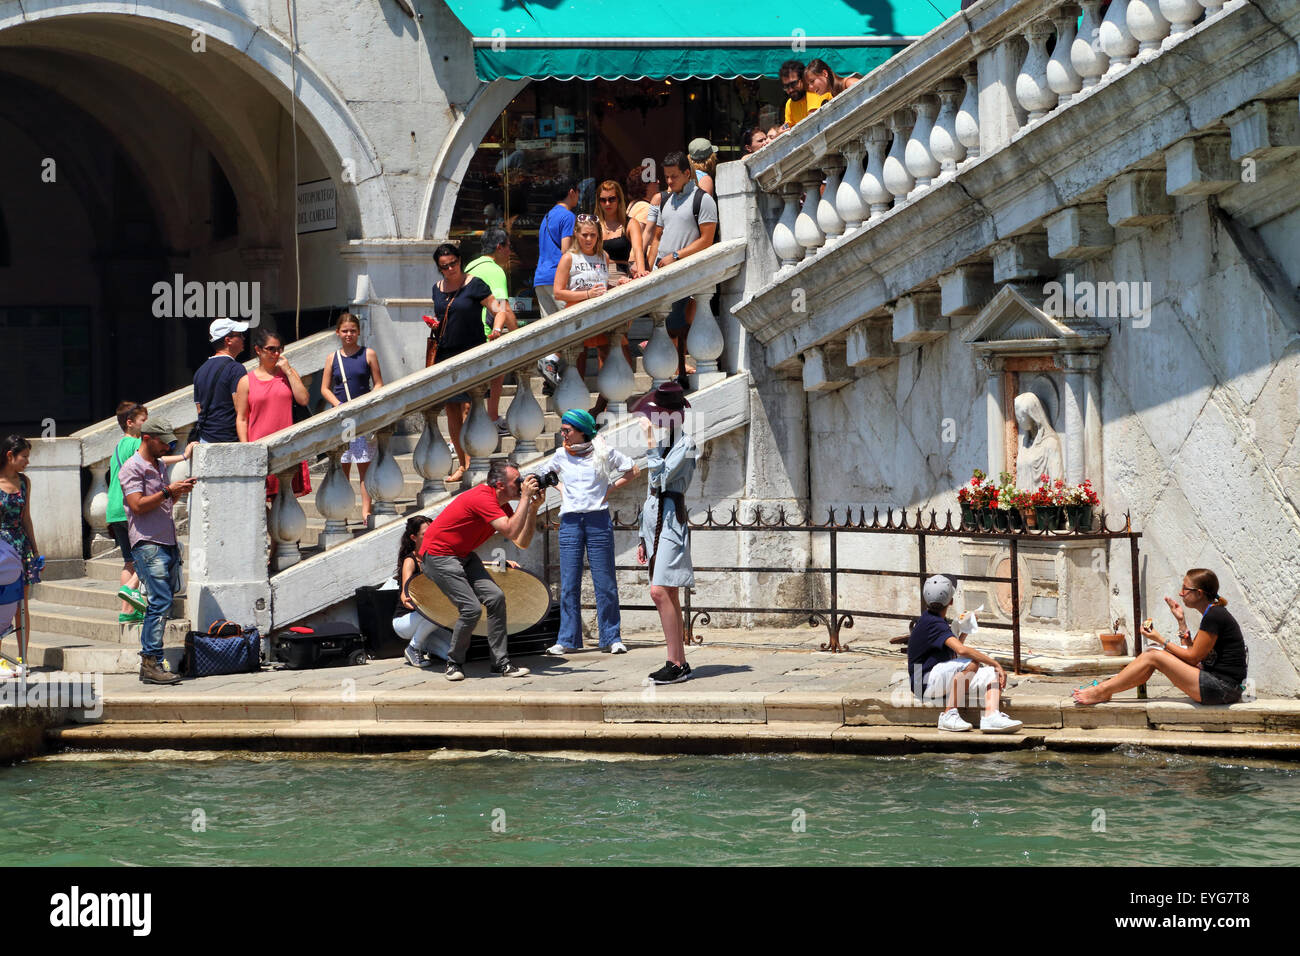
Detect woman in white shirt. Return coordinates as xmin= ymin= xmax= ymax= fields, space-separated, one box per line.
xmin=541 ymin=409 xmax=638 ymax=656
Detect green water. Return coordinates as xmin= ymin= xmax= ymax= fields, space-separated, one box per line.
xmin=2 ymin=749 xmax=1298 ymax=866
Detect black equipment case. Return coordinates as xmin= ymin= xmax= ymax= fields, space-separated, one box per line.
xmin=272 ymin=622 xmax=368 ymax=669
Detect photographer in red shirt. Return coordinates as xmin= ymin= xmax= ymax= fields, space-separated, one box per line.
xmin=419 ymin=461 xmax=543 ymax=681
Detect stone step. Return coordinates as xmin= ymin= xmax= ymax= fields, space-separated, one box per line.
xmin=25 ymin=598 xmax=189 ymax=647
xmin=18 ymin=630 xmax=151 ymax=674
xmin=29 ymin=576 xmax=188 ymax=618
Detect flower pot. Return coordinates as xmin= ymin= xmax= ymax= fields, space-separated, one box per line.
xmin=1007 ymin=509 xmax=1027 ymax=532
xmin=1099 ymin=631 xmax=1128 ymax=657
xmin=991 ymin=509 xmax=1010 ymax=531
xmin=960 ymin=504 xmax=978 ymax=530
xmin=978 ymin=508 xmax=997 ymax=531
xmin=1066 ymin=504 xmax=1094 ymax=531
xmin=1034 ymin=505 xmax=1063 ymax=531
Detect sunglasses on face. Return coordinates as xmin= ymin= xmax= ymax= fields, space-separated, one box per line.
xmin=575 ymin=214 xmax=598 ymax=223
xmin=598 ymin=196 xmax=619 ymax=203
xmin=259 ymin=345 xmax=283 ymax=353
xmin=437 ymin=260 xmax=459 ymax=271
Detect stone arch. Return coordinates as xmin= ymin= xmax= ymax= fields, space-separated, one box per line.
xmin=421 ymin=78 xmax=529 ymax=239
xmin=0 ymin=0 xmax=398 ymax=241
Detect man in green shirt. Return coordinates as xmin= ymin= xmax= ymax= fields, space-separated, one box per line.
xmin=464 ymin=228 xmax=517 ymax=433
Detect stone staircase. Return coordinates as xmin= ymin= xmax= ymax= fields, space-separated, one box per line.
xmin=19 ymin=364 xmax=656 ymax=674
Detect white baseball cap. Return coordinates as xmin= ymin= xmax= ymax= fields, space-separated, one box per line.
xmin=209 ymin=318 xmax=250 ymax=342
xmin=922 ymin=574 xmax=957 ymax=608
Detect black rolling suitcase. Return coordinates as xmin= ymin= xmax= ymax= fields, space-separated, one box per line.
xmin=272 ymin=622 xmax=368 ymax=669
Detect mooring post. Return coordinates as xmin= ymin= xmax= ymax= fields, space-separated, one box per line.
xmin=1131 ymin=531 xmax=1146 ymax=698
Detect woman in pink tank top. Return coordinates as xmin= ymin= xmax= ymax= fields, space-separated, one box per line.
xmin=234 ymin=327 xmax=310 ymax=505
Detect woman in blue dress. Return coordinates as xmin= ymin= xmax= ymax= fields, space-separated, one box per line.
xmin=0 ymin=435 xmax=40 ymax=668
xmin=634 ymin=384 xmax=697 ymax=685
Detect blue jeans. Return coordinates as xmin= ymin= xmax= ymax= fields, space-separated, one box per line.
xmin=558 ymin=510 xmax=621 ymax=648
xmin=132 ymin=542 xmax=180 ymax=662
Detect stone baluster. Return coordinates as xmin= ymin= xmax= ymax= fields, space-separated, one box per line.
xmin=905 ymin=96 xmax=941 ymax=194
xmin=82 ymin=458 xmax=112 ymax=555
xmin=1128 ymin=0 xmax=1171 ymax=57
xmin=1160 ymin=0 xmax=1202 ymax=37
xmin=860 ymin=126 xmax=893 ymax=218
xmin=642 ymin=311 xmax=679 ymax=388
xmin=596 ymin=329 xmax=637 ymax=418
xmin=362 ymin=427 xmax=404 ymax=526
xmin=505 ymin=367 xmax=545 ymax=460
xmin=930 ymin=80 xmax=967 ymax=180
xmin=816 ymin=157 xmax=846 ymax=244
xmin=956 ymin=69 xmax=981 ymax=161
xmin=1017 ymin=21 xmax=1058 ymax=122
xmin=269 ymin=467 xmax=306 ymax=570
xmin=771 ymin=182 xmax=804 ymax=274
xmin=687 ymin=293 xmax=725 ymax=389
xmin=553 ymin=347 xmax=591 ymax=416
xmin=315 ymin=448 xmax=355 ymax=548
xmin=1197 ymin=0 xmax=1226 ymax=19
xmin=1073 ymin=0 xmax=1110 ymax=89
xmin=836 ymin=142 xmax=868 ymax=234
xmin=794 ymin=172 xmax=825 ymax=257
xmin=169 ymin=424 xmax=194 ymax=527
xmin=1047 ymin=7 xmax=1083 ymax=106
xmin=1101 ymin=0 xmax=1139 ymax=74
xmin=883 ymin=111 xmax=915 ymax=205
xmin=412 ymin=408 xmax=452 ymax=506
xmin=461 ymin=389 xmax=501 ymax=487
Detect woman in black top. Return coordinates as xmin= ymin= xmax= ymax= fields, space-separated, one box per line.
xmin=1073 ymin=568 xmax=1248 ymax=706
xmin=430 ymin=243 xmax=515 ymax=482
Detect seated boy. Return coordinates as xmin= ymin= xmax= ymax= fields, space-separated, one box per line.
xmin=907 ymin=574 xmax=1023 ymax=733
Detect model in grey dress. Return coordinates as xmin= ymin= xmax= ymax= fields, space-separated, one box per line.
xmin=639 ymin=430 xmax=697 ymax=587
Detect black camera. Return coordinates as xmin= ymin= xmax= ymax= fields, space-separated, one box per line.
xmin=529 ymin=471 xmax=560 ymax=490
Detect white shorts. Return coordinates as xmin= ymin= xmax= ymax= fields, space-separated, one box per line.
xmin=924 ymin=659 xmax=998 ymax=702
xmin=341 ymin=435 xmax=377 ymax=464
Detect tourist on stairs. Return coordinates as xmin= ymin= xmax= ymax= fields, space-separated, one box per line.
xmin=1073 ymin=568 xmax=1248 ymax=706
xmin=907 ymin=574 xmax=1023 ymax=733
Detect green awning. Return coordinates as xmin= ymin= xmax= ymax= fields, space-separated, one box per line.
xmin=447 ymin=1 xmax=960 ymax=82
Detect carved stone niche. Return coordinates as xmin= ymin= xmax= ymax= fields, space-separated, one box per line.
xmin=956 ymin=284 xmax=1113 ymax=657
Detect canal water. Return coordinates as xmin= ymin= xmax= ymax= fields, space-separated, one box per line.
xmin=2 ymin=748 xmax=1298 ymax=866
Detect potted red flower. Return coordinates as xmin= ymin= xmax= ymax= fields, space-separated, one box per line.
xmin=1065 ymin=478 xmax=1100 ymax=531
xmin=958 ymin=469 xmax=989 ymax=530
xmin=1031 ymin=474 xmax=1068 ymax=531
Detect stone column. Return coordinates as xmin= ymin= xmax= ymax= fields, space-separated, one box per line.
xmin=930 ymin=79 xmax=967 ymax=179
xmin=642 ymin=311 xmax=679 ymax=388
xmin=905 ymin=95 xmax=942 ymax=194
xmin=836 ymin=142 xmax=868 ymax=234
xmin=1074 ymin=0 xmax=1111 ymax=88
xmin=1047 ymin=6 xmax=1083 ymax=106
xmin=956 ymin=68 xmax=981 ymax=161
xmin=460 ymin=392 xmax=500 ymax=488
xmin=187 ymin=443 xmax=271 ymax=635
xmin=687 ymin=293 xmax=726 ymax=389
xmin=315 ymin=448 xmax=356 ymax=548
xmin=597 ymin=328 xmax=638 ymax=416
xmin=860 ymin=126 xmax=893 ymax=218
xmin=413 ymin=408 xmax=453 ymax=506
xmin=1017 ymin=20 xmax=1058 ymax=122
xmin=978 ymin=356 xmax=1007 ymax=478
xmin=505 ymin=368 xmax=546 ymax=459
xmin=883 ymin=110 xmax=916 ymax=205
xmin=794 ymin=172 xmax=826 ymax=257
xmin=1062 ymin=352 xmax=1103 ymax=488
xmin=269 ymin=468 xmax=306 ymax=570
xmin=28 ymin=438 xmax=84 ymax=569
xmin=81 ymin=457 xmax=112 ymax=558
xmin=771 ymin=182 xmax=804 ymax=274
xmin=816 ymin=156 xmax=847 ymax=244
xmin=977 ymin=38 xmax=1028 ymax=156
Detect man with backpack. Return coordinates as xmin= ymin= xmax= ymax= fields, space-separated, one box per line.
xmin=193 ymin=318 xmax=249 ymax=443
xmin=645 ymin=151 xmax=718 ymax=385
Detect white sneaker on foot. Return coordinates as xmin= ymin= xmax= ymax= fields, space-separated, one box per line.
xmin=979 ymin=711 xmax=1023 ymax=734
xmin=937 ymin=708 xmax=973 ymax=732
xmin=545 ymin=643 xmax=569 ymax=656
xmin=604 ymin=641 xmax=627 ymax=654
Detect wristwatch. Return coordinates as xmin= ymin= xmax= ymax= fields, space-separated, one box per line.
xmin=162 ymin=487 xmax=172 ymax=501
xmin=672 ymin=251 xmax=680 ymax=261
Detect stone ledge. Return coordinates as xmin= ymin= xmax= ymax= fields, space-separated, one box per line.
xmin=601 ymin=691 xmax=768 ymax=723
xmin=762 ymin=692 xmax=846 ymax=724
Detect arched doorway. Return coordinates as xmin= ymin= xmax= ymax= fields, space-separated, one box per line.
xmin=0 ymin=2 xmax=394 ymax=432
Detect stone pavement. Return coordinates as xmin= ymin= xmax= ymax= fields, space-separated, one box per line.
xmin=40 ymin=628 xmax=1300 ymax=757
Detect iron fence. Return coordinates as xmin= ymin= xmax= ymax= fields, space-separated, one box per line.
xmin=538 ymin=505 xmax=1144 ymax=674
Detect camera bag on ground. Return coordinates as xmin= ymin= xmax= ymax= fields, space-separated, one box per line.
xmin=182 ymin=619 xmax=262 ymax=677
xmin=272 ymin=622 xmax=368 ymax=669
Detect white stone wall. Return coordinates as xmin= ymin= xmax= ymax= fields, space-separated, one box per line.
xmin=804 ymin=187 xmax=1300 ymax=694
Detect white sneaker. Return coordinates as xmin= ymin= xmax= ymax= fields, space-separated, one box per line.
xmin=980 ymin=712 xmax=1024 ymax=734
xmin=937 ymin=708 xmax=972 ymax=732
xmin=545 ymin=643 xmax=569 ymax=656
xmin=605 ymin=641 xmax=627 ymax=654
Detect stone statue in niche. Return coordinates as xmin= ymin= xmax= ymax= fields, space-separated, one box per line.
xmin=1014 ymin=392 xmax=1063 ymax=487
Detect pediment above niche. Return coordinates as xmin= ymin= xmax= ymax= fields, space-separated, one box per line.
xmin=961 ymin=284 xmax=1108 ymax=356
